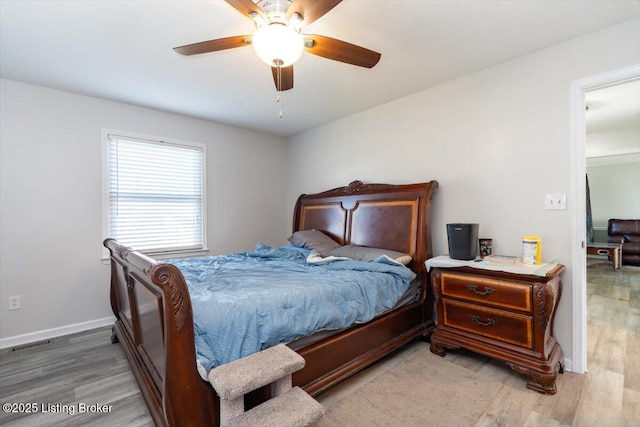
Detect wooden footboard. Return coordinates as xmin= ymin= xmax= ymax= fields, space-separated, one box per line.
xmin=104 ymin=179 xmax=438 ymax=426
xmin=105 ymin=239 xmax=219 ymax=426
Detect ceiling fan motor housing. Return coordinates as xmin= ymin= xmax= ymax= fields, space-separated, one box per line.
xmin=256 ymin=0 xmax=294 ymax=24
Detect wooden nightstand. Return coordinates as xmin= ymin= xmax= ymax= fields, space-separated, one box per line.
xmin=429 ymin=262 xmax=564 ymax=395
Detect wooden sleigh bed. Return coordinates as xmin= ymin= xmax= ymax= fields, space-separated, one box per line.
xmin=105 ymin=180 xmax=438 ymax=426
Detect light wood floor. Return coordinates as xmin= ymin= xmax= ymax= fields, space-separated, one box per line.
xmin=1 ymin=260 xmax=638 ymax=426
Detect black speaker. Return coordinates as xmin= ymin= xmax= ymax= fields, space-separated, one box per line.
xmin=447 ymin=223 xmax=479 ymax=260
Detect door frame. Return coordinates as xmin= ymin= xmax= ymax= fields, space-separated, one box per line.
xmin=569 ymin=64 xmax=640 ymax=374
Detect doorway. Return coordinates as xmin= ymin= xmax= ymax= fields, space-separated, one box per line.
xmin=570 ymin=64 xmax=640 ymax=374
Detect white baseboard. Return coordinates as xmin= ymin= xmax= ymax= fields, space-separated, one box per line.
xmin=0 ymin=316 xmax=116 ymax=350
xmin=562 ymin=357 xmax=581 ymax=374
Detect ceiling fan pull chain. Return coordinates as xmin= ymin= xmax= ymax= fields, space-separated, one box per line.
xmin=275 ymin=62 xmax=284 ymax=118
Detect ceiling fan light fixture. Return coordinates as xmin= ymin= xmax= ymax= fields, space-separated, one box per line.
xmin=252 ymin=23 xmax=304 ymax=67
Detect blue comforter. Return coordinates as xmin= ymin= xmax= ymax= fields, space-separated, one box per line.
xmin=170 ymin=244 xmax=416 ymax=372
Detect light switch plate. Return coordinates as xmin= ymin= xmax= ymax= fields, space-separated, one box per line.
xmin=545 ymin=193 xmax=567 ymax=210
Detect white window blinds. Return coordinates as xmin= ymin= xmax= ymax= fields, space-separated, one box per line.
xmin=106 ymin=134 xmax=205 ymax=253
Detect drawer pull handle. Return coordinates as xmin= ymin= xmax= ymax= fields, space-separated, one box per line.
xmin=596 ymin=249 xmax=610 ymax=256
xmin=467 ymin=285 xmax=495 ymax=296
xmin=470 ymin=315 xmax=497 ymax=327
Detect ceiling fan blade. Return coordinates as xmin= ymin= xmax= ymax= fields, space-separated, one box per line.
xmin=287 ymin=0 xmax=342 ymax=24
xmin=271 ymin=65 xmax=294 ymax=91
xmin=304 ymin=34 xmax=381 ymax=68
xmin=225 ymin=0 xmax=265 ymax=20
xmin=174 ymin=36 xmax=251 ymax=56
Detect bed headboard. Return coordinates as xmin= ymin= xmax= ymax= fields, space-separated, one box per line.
xmin=293 ymin=180 xmax=438 ymax=276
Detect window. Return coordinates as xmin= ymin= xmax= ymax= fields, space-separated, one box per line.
xmin=102 ymin=130 xmax=206 ymax=255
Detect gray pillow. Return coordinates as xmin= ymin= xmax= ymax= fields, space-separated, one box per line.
xmin=288 ymin=229 xmax=341 ymax=257
xmin=328 ymin=245 xmax=412 ymax=265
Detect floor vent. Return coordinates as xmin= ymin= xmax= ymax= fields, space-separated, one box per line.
xmin=9 ymin=339 xmax=53 ymax=353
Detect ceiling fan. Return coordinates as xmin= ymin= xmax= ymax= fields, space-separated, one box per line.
xmin=173 ymin=0 xmax=381 ymax=92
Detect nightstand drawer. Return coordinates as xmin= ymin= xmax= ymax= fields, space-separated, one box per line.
xmin=441 ymin=272 xmax=532 ymax=313
xmin=442 ymin=299 xmax=533 ymax=349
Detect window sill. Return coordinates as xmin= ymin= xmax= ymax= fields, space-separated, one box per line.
xmin=102 ymin=248 xmax=209 ymax=264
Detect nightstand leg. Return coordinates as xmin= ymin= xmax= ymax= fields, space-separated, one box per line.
xmin=506 ymin=362 xmax=560 ymax=395
xmin=525 ymin=372 xmax=558 ymax=395
xmin=429 ymin=341 xmax=446 ymax=357
xmin=429 ymin=335 xmax=460 ymax=357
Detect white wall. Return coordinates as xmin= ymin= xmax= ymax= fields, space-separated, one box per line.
xmin=587 ymin=160 xmax=640 ymax=229
xmin=0 ymin=79 xmax=288 ymax=343
xmin=287 ymin=18 xmax=640 ymax=367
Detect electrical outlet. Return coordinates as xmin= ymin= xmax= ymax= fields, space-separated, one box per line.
xmin=8 ymin=295 xmax=21 ymax=311
xmin=545 ymin=193 xmax=567 ymax=210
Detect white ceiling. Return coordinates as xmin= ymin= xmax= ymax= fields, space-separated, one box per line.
xmin=585 ymin=79 xmax=640 ymax=161
xmin=1 ymin=0 xmax=639 ymax=137
xmin=586 ymin=80 xmax=640 ymax=134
